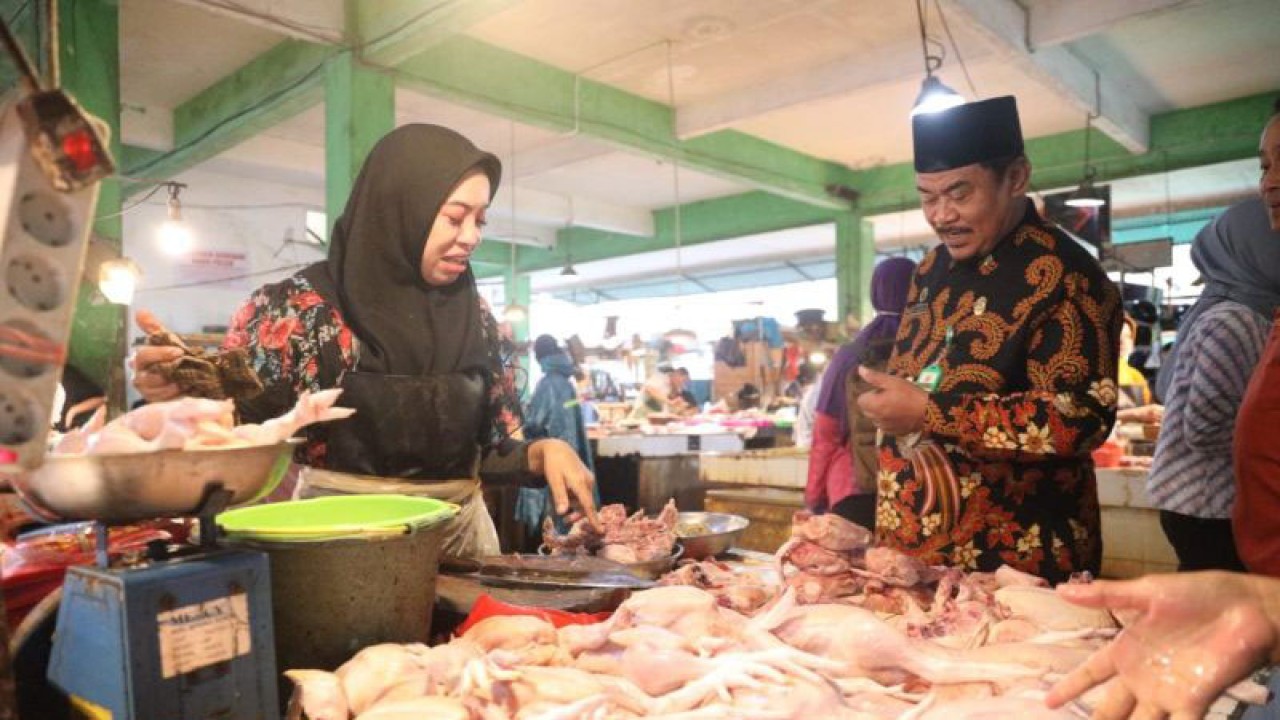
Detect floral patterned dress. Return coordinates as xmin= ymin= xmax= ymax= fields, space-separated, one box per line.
xmin=876 ymin=201 xmax=1122 ymax=582
xmin=221 ymin=271 xmax=524 ymax=469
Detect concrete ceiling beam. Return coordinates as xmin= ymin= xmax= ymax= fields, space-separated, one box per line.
xmin=173 ymin=0 xmax=345 ymax=44
xmin=945 ymin=0 xmax=1151 ymax=153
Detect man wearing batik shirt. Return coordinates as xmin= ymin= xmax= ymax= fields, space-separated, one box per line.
xmin=857 ymin=96 xmax=1122 ymax=582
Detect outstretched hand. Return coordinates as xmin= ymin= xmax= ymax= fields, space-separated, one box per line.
xmin=855 ymin=366 xmax=928 ymax=435
xmin=1045 ymin=572 xmax=1279 ymax=720
xmin=129 ymin=309 xmax=185 ymax=402
xmin=529 ymin=439 xmax=602 ymax=532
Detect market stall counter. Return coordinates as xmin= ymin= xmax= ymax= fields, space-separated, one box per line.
xmin=591 ymin=431 xmax=744 ymax=515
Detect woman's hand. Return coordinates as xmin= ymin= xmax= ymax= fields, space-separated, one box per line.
xmin=129 ymin=310 xmax=185 ymax=402
xmin=528 ymin=439 xmax=601 ymax=531
xmin=1045 ymin=572 xmax=1280 ymax=719
xmin=1117 ymin=404 xmax=1164 ymax=425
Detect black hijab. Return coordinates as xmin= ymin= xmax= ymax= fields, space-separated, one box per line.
xmin=314 ymin=124 xmax=502 ymax=376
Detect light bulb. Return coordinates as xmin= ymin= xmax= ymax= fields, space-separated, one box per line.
xmin=910 ymin=76 xmax=965 ymax=117
xmin=808 ymin=351 xmax=828 ymax=366
xmin=159 ymin=219 xmax=193 ymax=255
xmin=158 ymin=189 xmax=194 ymax=256
xmin=98 ymin=258 xmax=141 ymax=305
xmin=503 ymin=303 xmax=528 ymax=323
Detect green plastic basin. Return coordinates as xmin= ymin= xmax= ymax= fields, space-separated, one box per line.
xmin=217 ymin=494 xmax=458 ymax=542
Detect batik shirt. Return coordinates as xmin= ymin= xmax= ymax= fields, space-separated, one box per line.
xmin=876 ymin=200 xmax=1122 ymax=582
xmin=221 ymin=271 xmax=524 ymax=469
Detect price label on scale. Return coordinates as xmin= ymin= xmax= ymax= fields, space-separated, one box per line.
xmin=155 ymin=593 xmax=252 ymax=678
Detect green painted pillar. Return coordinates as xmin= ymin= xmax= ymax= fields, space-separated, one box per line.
xmin=324 ymin=51 xmax=394 ymax=234
xmin=835 ymin=213 xmax=875 ymax=331
xmin=59 ymin=0 xmax=125 ymax=406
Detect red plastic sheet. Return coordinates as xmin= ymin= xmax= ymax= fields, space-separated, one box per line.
xmin=455 ymin=594 xmax=611 ymax=636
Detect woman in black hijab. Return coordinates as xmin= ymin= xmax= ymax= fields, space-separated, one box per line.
xmin=133 ymin=125 xmax=599 ymax=556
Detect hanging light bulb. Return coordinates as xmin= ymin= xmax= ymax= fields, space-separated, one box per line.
xmin=503 ymin=303 xmax=528 ymax=323
xmin=908 ymin=0 xmax=964 ymax=117
xmin=1064 ymin=174 xmax=1107 ymax=208
xmin=1065 ymin=111 xmax=1108 ymax=209
xmin=910 ymin=75 xmax=965 ymax=117
xmin=808 ymin=351 xmax=829 ymax=366
xmin=560 ymin=260 xmax=578 ymax=277
xmin=158 ymin=182 xmax=193 ymax=255
xmin=98 ymin=257 xmax=141 ymax=305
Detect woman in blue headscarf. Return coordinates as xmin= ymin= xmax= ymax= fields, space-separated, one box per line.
xmin=805 ymin=257 xmax=917 ymax=528
xmin=1148 ymin=197 xmax=1280 ymax=571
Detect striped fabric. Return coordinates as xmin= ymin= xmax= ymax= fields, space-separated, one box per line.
xmin=1148 ymin=301 xmax=1272 ymax=518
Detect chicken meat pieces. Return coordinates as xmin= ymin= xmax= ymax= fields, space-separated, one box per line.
xmin=543 ymin=500 xmax=678 ymax=563
xmin=136 ymin=308 xmax=264 ymax=402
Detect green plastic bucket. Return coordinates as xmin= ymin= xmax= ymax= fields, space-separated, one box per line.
xmin=218 ymin=495 xmax=458 ymax=542
xmin=218 ymin=495 xmax=458 ymax=688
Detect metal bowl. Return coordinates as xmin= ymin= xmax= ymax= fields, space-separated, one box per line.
xmin=675 ymin=512 xmax=750 ymax=560
xmin=538 ymin=543 xmax=683 ymax=581
xmin=5 ymin=441 xmax=296 ymax=523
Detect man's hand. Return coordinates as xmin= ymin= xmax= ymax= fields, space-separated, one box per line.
xmin=129 ymin=309 xmax=184 ymax=402
xmin=528 ymin=439 xmax=601 ymax=532
xmin=855 ymin=366 xmax=928 ymax=435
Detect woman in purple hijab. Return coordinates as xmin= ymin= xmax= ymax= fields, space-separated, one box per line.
xmin=805 ymin=257 xmax=917 ymax=527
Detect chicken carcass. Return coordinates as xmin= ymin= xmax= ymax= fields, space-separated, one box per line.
xmin=284 ymin=669 xmax=348 ymax=720
xmin=462 ymin=615 xmax=563 ymax=666
xmin=51 ymin=389 xmax=354 ymax=456
xmin=760 ymin=591 xmax=1041 ymax=686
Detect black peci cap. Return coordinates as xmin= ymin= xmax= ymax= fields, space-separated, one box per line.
xmin=912 ymin=96 xmax=1025 ymax=173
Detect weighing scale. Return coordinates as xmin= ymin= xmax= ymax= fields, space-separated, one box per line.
xmin=0 ymin=23 xmax=284 ymax=719
xmin=11 ymin=442 xmax=292 ymax=720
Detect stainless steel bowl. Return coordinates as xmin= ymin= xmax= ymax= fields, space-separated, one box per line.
xmin=537 ymin=543 xmax=683 ymax=581
xmin=5 ymin=441 xmax=296 ymax=523
xmin=623 ymin=544 xmax=684 ymax=580
xmin=676 ymin=511 xmax=750 ymax=560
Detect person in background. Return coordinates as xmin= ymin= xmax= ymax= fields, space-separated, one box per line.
xmin=736 ymin=383 xmax=762 ymax=411
xmin=1233 ymin=100 xmax=1280 ymax=577
xmin=806 ymin=257 xmax=917 ymax=527
xmin=1116 ymin=314 xmax=1152 ymax=409
xmin=629 ymin=365 xmax=674 ymax=419
xmin=1045 ymin=571 xmax=1280 ymax=720
xmin=1147 ymin=195 xmax=1280 ymax=572
xmin=670 ymin=367 xmax=698 ymax=416
xmin=793 ymin=364 xmax=823 ymax=450
xmin=518 ymin=335 xmax=598 ymax=542
xmin=857 ymin=96 xmax=1122 ymax=582
xmin=131 ymin=125 xmax=599 ymax=557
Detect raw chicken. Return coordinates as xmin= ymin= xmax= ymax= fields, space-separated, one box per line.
xmin=285 ymin=669 xmax=349 ymax=720
xmin=462 ymin=615 xmax=563 ymax=666
xmin=49 ymin=389 xmax=354 ymax=456
xmin=760 ymin=590 xmax=1042 ymax=686
xmin=354 ymin=696 xmax=476 ymax=720
xmin=543 ymin=500 xmax=678 ymax=563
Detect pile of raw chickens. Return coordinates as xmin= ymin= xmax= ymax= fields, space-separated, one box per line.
xmin=541 ymin=500 xmax=678 ymax=564
xmin=288 ymin=512 xmax=1267 ymax=720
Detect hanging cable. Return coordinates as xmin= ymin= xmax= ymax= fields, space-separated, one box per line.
xmin=932 ymin=0 xmax=978 ymax=98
